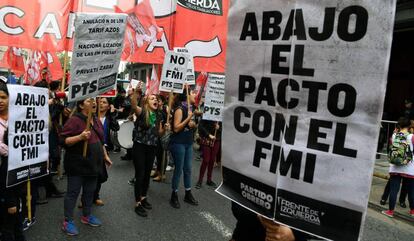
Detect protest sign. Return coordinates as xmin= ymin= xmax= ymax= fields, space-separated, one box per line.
xmin=69 ymin=13 xmax=127 ymax=102
xmin=159 ymin=51 xmax=189 ymax=94
xmin=203 ymin=74 xmax=225 ymax=122
xmin=99 ymin=89 xmax=117 ymax=98
xmin=216 ymin=1 xmax=396 ymax=241
xmin=7 ymin=85 xmax=49 ymax=187
xmin=174 ymin=47 xmax=195 ymax=85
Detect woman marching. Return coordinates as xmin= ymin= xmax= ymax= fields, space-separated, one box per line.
xmin=92 ymin=97 xmax=119 ymax=206
xmin=195 ymin=120 xmax=221 ymax=189
xmin=130 ymin=86 xmax=169 ymax=217
xmin=0 ymin=82 xmax=26 ymax=241
xmin=169 ymin=89 xmax=198 ymax=209
xmin=382 ymin=116 xmax=414 ymax=218
xmin=61 ymin=98 xmax=112 ymax=236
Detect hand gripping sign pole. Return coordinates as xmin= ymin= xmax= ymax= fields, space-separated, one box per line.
xmin=83 ymin=101 xmax=93 ymax=158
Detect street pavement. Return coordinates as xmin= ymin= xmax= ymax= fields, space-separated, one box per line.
xmin=26 ymin=149 xmax=414 ymax=241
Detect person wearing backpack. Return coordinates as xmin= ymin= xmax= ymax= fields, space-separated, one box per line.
xmin=382 ymin=117 xmax=414 ymax=218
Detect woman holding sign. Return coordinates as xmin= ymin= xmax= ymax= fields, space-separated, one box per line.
xmin=169 ymin=90 xmax=199 ymax=209
xmin=60 ymin=98 xmax=112 ymax=236
xmin=0 ymin=82 xmax=26 ymax=241
xmin=130 ymin=87 xmax=169 ymax=217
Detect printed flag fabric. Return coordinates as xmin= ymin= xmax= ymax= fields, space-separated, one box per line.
xmin=174 ymin=0 xmax=229 ymax=73
xmin=116 ymin=0 xmax=167 ymax=64
xmin=0 ymin=47 xmax=25 ymax=77
xmin=148 ymin=64 xmax=160 ymax=95
xmin=194 ymin=72 xmax=208 ymax=107
xmin=24 ymin=51 xmax=47 ymax=85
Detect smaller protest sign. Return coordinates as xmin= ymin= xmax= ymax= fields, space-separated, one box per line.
xmin=98 ymin=89 xmax=117 ymax=97
xmin=7 ymin=85 xmax=49 ymax=187
xmin=174 ymin=47 xmax=195 ymax=85
xmin=203 ymin=74 xmax=225 ymax=121
xmin=69 ymin=13 xmax=127 ymax=102
xmin=159 ymin=51 xmax=189 ymax=94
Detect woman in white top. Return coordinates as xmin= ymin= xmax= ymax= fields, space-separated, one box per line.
xmin=382 ymin=117 xmax=414 ymax=218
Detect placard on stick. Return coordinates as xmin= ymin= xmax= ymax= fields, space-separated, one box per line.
xmin=216 ymin=1 xmax=396 ymax=241
xmin=7 ymin=85 xmax=49 ymax=187
xmin=174 ymin=47 xmax=195 ymax=85
xmin=203 ymin=74 xmax=225 ymax=122
xmin=69 ymin=13 xmax=127 ymax=102
xmin=159 ymin=51 xmax=189 ymax=94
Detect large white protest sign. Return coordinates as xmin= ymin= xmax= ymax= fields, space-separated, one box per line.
xmin=174 ymin=47 xmax=196 ymax=85
xmin=159 ymin=51 xmax=189 ymax=94
xmin=69 ymin=13 xmax=127 ymax=102
xmin=203 ymin=74 xmax=225 ymax=122
xmin=7 ymin=85 xmax=49 ymax=187
xmin=216 ymin=1 xmax=396 ymax=240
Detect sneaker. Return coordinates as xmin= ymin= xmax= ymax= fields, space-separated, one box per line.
xmin=62 ymin=220 xmax=79 ymax=236
xmin=409 ymin=209 xmax=414 ymax=216
xmin=184 ymin=190 xmax=198 ymax=206
xmin=141 ymin=198 xmax=152 ymax=210
xmin=81 ymin=215 xmax=102 ymax=227
xmin=195 ymin=182 xmax=202 ymax=189
xmin=399 ymin=202 xmax=407 ymax=208
xmin=135 ymin=203 xmax=148 ymax=217
xmin=22 ymin=217 xmax=37 ymax=233
xmin=166 ymin=165 xmax=173 ymax=172
xmin=380 ymin=199 xmax=386 ymax=205
xmin=381 ymin=210 xmax=394 ymax=218
xmin=206 ymin=180 xmax=217 ymax=188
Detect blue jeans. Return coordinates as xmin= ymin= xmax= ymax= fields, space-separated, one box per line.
xmin=170 ymin=143 xmax=193 ymax=191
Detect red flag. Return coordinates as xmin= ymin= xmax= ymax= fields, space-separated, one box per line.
xmin=174 ymin=0 xmax=229 ymax=73
xmin=0 ymin=47 xmax=25 ymax=77
xmin=194 ymin=72 xmax=208 ymax=107
xmin=148 ymin=64 xmax=160 ymax=95
xmin=145 ymin=73 xmax=151 ymax=95
xmin=24 ymin=51 xmax=47 ymax=85
xmin=115 ymin=0 xmax=164 ymax=62
xmin=44 ymin=52 xmax=63 ymax=81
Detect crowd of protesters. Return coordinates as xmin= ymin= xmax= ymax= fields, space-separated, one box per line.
xmin=0 ymin=76 xmax=317 ymax=241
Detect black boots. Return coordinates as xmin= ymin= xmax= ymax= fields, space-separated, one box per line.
xmin=135 ymin=203 xmax=148 ymax=217
xmin=184 ymin=190 xmax=198 ymax=206
xmin=170 ymin=191 xmax=180 ymax=209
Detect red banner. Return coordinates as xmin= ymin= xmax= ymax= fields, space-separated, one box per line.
xmin=0 ymin=47 xmax=25 ymax=77
xmin=0 ymin=0 xmax=74 ymax=51
xmin=174 ymin=0 xmax=229 ymax=73
xmin=116 ymin=0 xmax=174 ymax=64
xmin=0 ymin=0 xmax=228 ymax=73
xmin=0 ymin=0 xmax=136 ymax=51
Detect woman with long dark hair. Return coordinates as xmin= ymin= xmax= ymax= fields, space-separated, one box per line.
xmin=130 ymin=87 xmax=169 ymax=217
xmin=169 ymin=89 xmax=198 ymax=209
xmin=61 ymin=98 xmax=112 ymax=235
xmin=0 ymin=82 xmax=26 ymax=241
